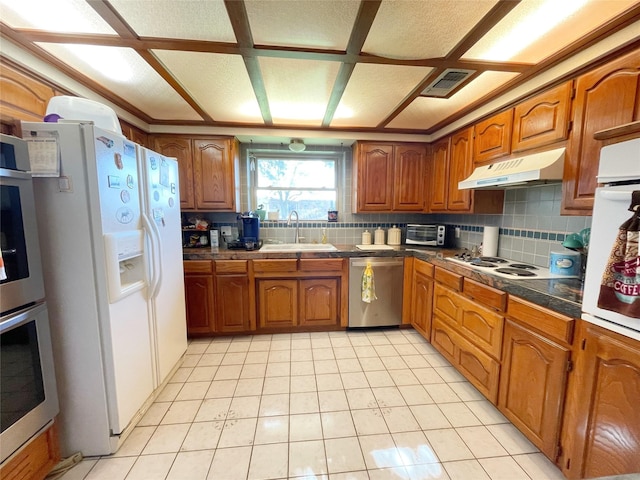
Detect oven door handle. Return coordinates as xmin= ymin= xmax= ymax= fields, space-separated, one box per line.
xmin=0 ymin=302 xmax=47 ymax=333
xmin=599 ymin=190 xmax=633 ymax=201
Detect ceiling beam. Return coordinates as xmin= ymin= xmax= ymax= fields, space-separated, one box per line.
xmin=14 ymin=30 xmax=532 ymax=72
xmin=322 ymin=0 xmax=382 ymax=127
xmin=224 ymin=0 xmax=272 ymax=126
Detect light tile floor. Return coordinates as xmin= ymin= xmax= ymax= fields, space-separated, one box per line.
xmin=59 ymin=329 xmax=566 ymax=480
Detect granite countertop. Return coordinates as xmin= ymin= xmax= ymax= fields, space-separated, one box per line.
xmin=184 ymin=244 xmax=583 ymax=319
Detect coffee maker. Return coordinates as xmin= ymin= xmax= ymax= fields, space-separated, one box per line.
xmin=227 ymin=214 xmax=261 ymax=250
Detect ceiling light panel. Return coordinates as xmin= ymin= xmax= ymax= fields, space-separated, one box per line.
xmin=109 ymin=0 xmax=236 ymax=42
xmin=0 ymin=0 xmax=115 ymax=34
xmin=259 ymin=57 xmax=341 ymax=126
xmin=463 ymin=0 xmax=637 ymax=63
xmin=245 ymin=0 xmax=359 ymax=49
xmin=35 ymin=43 xmax=202 ymax=121
xmin=154 ymin=50 xmax=262 ymax=124
xmin=362 ymin=0 xmax=498 ymax=60
xmin=387 ymin=71 xmax=520 ymax=130
xmin=331 ymin=64 xmax=432 ymax=128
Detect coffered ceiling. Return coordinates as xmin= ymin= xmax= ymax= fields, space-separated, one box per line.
xmin=1 ymin=0 xmax=639 ymax=141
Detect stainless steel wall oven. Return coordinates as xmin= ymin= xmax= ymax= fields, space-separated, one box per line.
xmin=0 ymin=134 xmax=58 ymax=465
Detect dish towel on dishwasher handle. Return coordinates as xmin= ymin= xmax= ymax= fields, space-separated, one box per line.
xmin=361 ymin=262 xmax=377 ymax=303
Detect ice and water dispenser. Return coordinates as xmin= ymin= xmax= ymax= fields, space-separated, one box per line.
xmin=103 ymin=231 xmax=146 ymax=303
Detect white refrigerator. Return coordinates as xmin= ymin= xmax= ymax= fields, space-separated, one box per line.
xmin=22 ymin=121 xmax=187 ymax=456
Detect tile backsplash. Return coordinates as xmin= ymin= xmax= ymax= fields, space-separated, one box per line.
xmin=184 ymin=143 xmax=591 ymax=268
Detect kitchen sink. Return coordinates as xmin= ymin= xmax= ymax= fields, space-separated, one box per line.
xmin=260 ymin=243 xmax=338 ymax=252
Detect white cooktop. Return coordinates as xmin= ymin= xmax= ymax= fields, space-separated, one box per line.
xmin=445 ymin=256 xmax=578 ymax=280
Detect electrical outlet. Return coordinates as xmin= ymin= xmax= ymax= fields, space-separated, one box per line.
xmin=455 ymin=227 xmax=461 ymax=238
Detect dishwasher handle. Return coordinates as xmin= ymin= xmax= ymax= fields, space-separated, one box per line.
xmin=350 ymin=258 xmax=404 ymax=268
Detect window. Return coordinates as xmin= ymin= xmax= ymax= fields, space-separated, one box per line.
xmin=251 ymin=151 xmax=340 ymax=220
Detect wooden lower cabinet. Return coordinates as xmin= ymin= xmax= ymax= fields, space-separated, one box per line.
xmin=184 ymin=260 xmax=215 ymax=335
xmin=215 ymin=275 xmax=250 ymax=332
xmin=0 ymin=421 xmax=60 ymax=480
xmin=299 ymin=279 xmax=338 ymax=326
xmin=257 ymin=279 xmax=298 ymax=329
xmin=498 ymin=319 xmax=570 ymax=460
xmin=560 ymin=321 xmax=640 ymax=479
xmin=410 ymin=259 xmax=434 ymax=338
xmin=432 ymin=316 xmax=501 ymax=402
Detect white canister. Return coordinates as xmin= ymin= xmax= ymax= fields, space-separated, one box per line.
xmin=361 ymin=230 xmax=372 ymax=245
xmin=550 ymin=250 xmax=582 ymax=277
xmin=374 ymin=227 xmax=385 ymax=245
xmin=388 ymin=225 xmax=401 ymax=245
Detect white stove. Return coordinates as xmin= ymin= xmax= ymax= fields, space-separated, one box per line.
xmin=445 ymin=254 xmax=578 ymax=280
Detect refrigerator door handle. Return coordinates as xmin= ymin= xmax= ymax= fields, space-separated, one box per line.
xmin=142 ymin=213 xmax=162 ymax=299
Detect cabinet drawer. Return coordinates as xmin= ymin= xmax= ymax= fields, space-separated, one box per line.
xmin=434 ymin=283 xmax=462 ymax=322
xmin=215 ymin=260 xmax=248 ymax=274
xmin=184 ymin=260 xmax=213 ymax=274
xmin=434 ymin=266 xmax=463 ymax=291
xmin=253 ymin=259 xmax=298 ymax=273
xmin=434 ymin=283 xmax=503 ymax=359
xmin=507 ymin=296 xmax=575 ymax=345
xmin=414 ymin=259 xmax=434 ymax=278
xmin=432 ymin=316 xmax=500 ymax=403
xmin=299 ymin=258 xmax=343 ymax=272
xmin=463 ymin=278 xmax=507 ymax=311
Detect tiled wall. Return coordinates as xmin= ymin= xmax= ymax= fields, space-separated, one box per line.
xmin=185 ymin=143 xmax=591 ymax=267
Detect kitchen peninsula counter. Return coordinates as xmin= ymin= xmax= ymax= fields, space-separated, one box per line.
xmin=184 ymin=245 xmax=583 ymax=319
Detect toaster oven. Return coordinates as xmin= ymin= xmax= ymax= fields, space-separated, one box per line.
xmin=405 ymin=224 xmax=454 ymax=247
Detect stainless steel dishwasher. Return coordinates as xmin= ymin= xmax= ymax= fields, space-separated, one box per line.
xmin=349 ymin=257 xmax=404 ymax=327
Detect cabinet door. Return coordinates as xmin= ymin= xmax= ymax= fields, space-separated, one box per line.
xmin=447 ymin=128 xmax=473 ymax=211
xmin=153 ymin=136 xmax=195 ymax=209
xmin=257 ymin=279 xmax=298 ymax=329
xmin=473 ymin=109 xmax=513 ymax=164
xmin=355 ymin=143 xmax=394 ymax=211
xmin=193 ymin=138 xmax=237 ymax=211
xmin=411 ymin=270 xmax=434 ymax=338
xmin=428 ymin=138 xmax=450 ymax=212
xmin=299 ymin=278 xmax=338 ymax=326
xmin=561 ymin=322 xmax=640 ymax=479
xmin=499 ymin=320 xmax=570 ymax=460
xmin=184 ymin=274 xmax=215 ymax=334
xmin=215 ymin=274 xmax=250 ymax=333
xmin=393 ymin=144 xmax=426 ymax=211
xmin=0 ymin=62 xmax=56 ymax=122
xmin=512 ymin=82 xmax=572 ymax=152
xmin=563 ymin=49 xmax=640 ymax=214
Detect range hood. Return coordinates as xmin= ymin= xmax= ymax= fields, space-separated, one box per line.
xmin=458 ymin=147 xmax=566 ymax=190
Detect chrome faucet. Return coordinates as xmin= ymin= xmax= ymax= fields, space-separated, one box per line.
xmin=287 ymin=210 xmax=300 ymax=243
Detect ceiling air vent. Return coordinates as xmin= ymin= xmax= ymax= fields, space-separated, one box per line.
xmin=421 ymin=69 xmax=476 ymax=98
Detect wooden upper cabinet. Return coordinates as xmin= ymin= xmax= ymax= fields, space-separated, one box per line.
xmin=473 ymin=109 xmax=513 ymax=164
xmin=512 ymin=81 xmax=573 ymax=152
xmin=193 ymin=138 xmax=239 ymax=211
xmin=563 ymin=49 xmax=640 ymax=214
xmin=447 ymin=128 xmax=473 ymax=211
xmin=428 ymin=138 xmax=450 ymax=212
xmin=153 ymin=136 xmax=195 ymax=209
xmin=0 ymin=61 xmax=57 ymax=123
xmin=121 ymin=121 xmax=149 ymax=148
xmin=354 ymin=143 xmax=394 ymax=211
xmin=393 ymin=144 xmax=427 ymax=211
